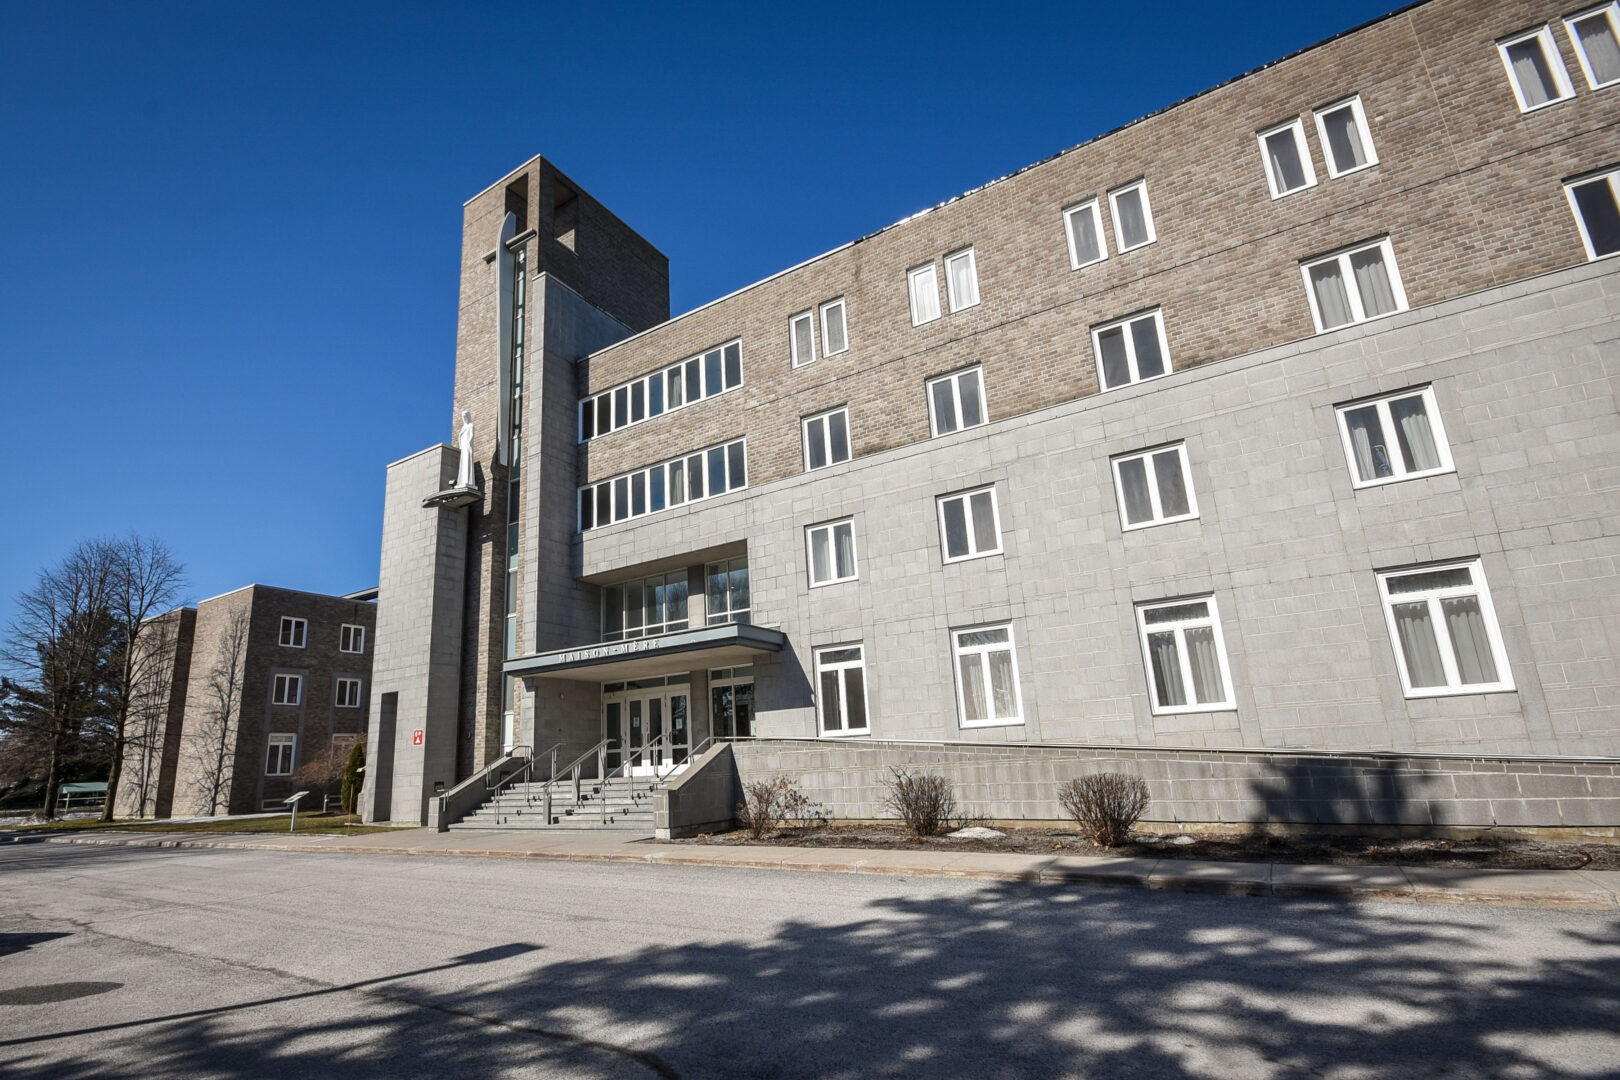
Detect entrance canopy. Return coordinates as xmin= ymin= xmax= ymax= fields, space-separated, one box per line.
xmin=503 ymin=622 xmax=786 ymax=683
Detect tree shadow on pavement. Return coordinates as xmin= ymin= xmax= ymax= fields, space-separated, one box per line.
xmin=3 ymin=882 xmax=1617 ymax=1079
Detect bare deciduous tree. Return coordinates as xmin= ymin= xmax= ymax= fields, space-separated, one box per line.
xmin=120 ymin=613 xmax=180 ymax=818
xmin=187 ymin=608 xmax=249 ymax=816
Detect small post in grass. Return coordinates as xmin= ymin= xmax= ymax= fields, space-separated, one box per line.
xmin=284 ymin=791 xmax=309 ymax=834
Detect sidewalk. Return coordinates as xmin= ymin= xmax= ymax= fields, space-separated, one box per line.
xmin=15 ymin=827 xmax=1619 ymax=909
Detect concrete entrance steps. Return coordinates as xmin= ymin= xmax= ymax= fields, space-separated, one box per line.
xmin=450 ymin=775 xmax=666 ymax=831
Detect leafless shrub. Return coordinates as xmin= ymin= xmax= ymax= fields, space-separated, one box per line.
xmin=1058 ymin=773 xmax=1151 ymax=847
xmin=882 ymin=767 xmax=957 ymax=839
xmin=737 ymin=776 xmax=813 ymax=840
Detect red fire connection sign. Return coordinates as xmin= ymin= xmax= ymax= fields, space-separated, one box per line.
xmin=411 ymin=730 xmax=424 ymax=746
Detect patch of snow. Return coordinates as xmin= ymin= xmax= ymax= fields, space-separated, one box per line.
xmin=948 ymin=826 xmax=1006 ymax=840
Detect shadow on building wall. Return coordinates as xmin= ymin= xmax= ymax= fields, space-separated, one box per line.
xmin=1248 ymin=757 xmax=1432 ymax=830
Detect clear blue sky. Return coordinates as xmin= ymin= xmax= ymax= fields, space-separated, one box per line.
xmin=0 ymin=0 xmax=1404 ymax=628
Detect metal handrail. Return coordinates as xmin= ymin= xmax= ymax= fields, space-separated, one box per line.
xmin=536 ymin=738 xmax=611 ymax=825
xmin=488 ymin=745 xmax=533 ymax=825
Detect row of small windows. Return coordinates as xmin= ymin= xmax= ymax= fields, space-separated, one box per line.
xmin=577 ymin=438 xmax=747 ymax=531
xmin=277 ymin=617 xmax=367 ymax=654
xmin=269 ymin=673 xmax=364 ymax=708
xmin=1498 ymin=4 xmax=1619 ymax=112
xmin=578 ymin=340 xmax=743 ymax=442
xmin=1257 ymin=95 xmax=1377 ymax=200
xmin=809 ymin=556 xmax=1512 ymax=738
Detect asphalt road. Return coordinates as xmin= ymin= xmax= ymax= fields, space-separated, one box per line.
xmin=1 ymin=843 xmax=1617 ymax=1079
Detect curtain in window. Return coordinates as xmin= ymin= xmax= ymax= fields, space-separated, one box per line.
xmin=1071 ymin=208 xmax=1101 ymax=263
xmin=820 ymin=669 xmax=844 ymax=731
xmin=959 ymin=374 xmax=983 ymax=427
xmin=1393 ymin=601 xmax=1447 ymax=687
xmin=960 ymin=655 xmax=988 ymax=722
xmin=1098 ymin=327 xmax=1131 ymax=388
xmin=1575 ymin=15 xmax=1620 ymax=84
xmin=1152 ymin=450 xmax=1190 ymax=517
xmin=1508 ymin=39 xmax=1556 ymax=105
xmin=1350 ymin=248 xmax=1397 ymax=317
xmin=1130 ymin=318 xmax=1165 ymax=379
xmin=1118 ymin=458 xmax=1154 ymax=524
xmin=989 ymin=648 xmax=1017 ymax=719
xmin=1322 ymin=108 xmax=1366 ymax=171
xmin=1390 ymin=396 xmax=1441 ymax=472
xmin=834 ymin=524 xmax=856 ymax=579
xmin=1343 ymin=405 xmax=1387 ymax=480
xmin=1442 ymin=596 xmax=1499 ymax=685
xmin=1266 ymin=130 xmax=1306 ymax=191
xmin=969 ymin=491 xmax=998 ymax=552
xmin=1310 ymin=261 xmax=1354 ymax=328
xmin=1148 ymin=631 xmax=1186 ymax=707
xmin=1115 ymin=190 xmax=1148 ymax=247
xmin=948 ymin=256 xmax=977 ymax=307
xmin=823 ymin=308 xmax=846 ymax=354
xmin=811 ymin=530 xmax=831 ymax=582
xmin=1184 ymin=627 xmax=1225 ymax=704
xmin=793 ymin=317 xmax=814 ymax=364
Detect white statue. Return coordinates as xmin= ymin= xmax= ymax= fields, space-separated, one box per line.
xmin=455 ymin=410 xmax=476 ymax=489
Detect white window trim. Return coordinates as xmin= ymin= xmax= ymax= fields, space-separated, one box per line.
xmin=272 ymin=673 xmax=303 ymax=707
xmin=1496 ymin=25 xmax=1576 ymax=112
xmin=1376 ymin=560 xmax=1516 ymax=698
xmin=1062 ymin=199 xmax=1108 ymax=270
xmin=1107 ymin=179 xmax=1157 ymax=252
xmin=1567 ymin=3 xmax=1620 ymax=89
xmin=1111 ymin=442 xmax=1200 ymax=530
xmin=1312 ymin=94 xmax=1380 ymax=178
xmin=944 ymin=248 xmax=981 ymax=313
xmin=908 ymin=263 xmax=941 ymax=326
xmin=1091 ymin=308 xmax=1172 ymax=391
xmin=577 ymin=437 xmax=748 ymax=532
xmin=1334 ymin=385 xmax=1455 ymax=489
xmin=815 ymin=643 xmax=871 ymax=737
xmin=279 ymin=617 xmax=307 ymax=649
xmin=801 ymin=407 xmax=850 ymax=472
xmin=336 ymin=677 xmax=363 ymax=708
xmin=1299 ymin=237 xmax=1409 ymax=334
xmin=1257 ymin=117 xmax=1317 ymax=199
xmin=926 ymin=366 xmax=988 ymax=438
xmin=806 ymin=518 xmax=859 ymax=588
xmin=577 ymin=338 xmax=744 ymax=443
xmin=789 ymin=311 xmax=816 ymax=367
xmin=265 ymin=733 xmax=295 ymax=776
xmin=1564 ymin=168 xmax=1620 ymax=261
xmin=936 ymin=485 xmax=1003 ymax=564
xmin=819 ymin=297 xmax=849 ymax=358
xmin=1134 ymin=596 xmax=1237 ymax=716
xmin=950 ymin=624 xmax=1025 ymax=728
xmin=340 ymin=624 xmax=365 ymax=653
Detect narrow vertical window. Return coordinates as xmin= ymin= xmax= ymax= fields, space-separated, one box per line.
xmin=1301 ymin=237 xmax=1408 ymax=332
xmin=908 ymin=263 xmax=941 ymax=325
xmin=706 ymin=557 xmax=750 ymax=625
xmin=579 ymin=398 xmax=595 ymax=442
xmin=951 ymin=625 xmax=1023 ymax=727
xmin=1257 ymin=118 xmax=1316 ymax=198
xmin=802 ymin=407 xmax=851 ymax=471
xmin=1565 ymin=168 xmax=1620 ymax=260
xmin=1108 ymin=180 xmax=1157 ymax=251
xmin=266 ymin=733 xmax=296 ymax=775
xmin=944 ymin=248 xmax=980 ymax=312
xmin=790 ymin=311 xmax=815 ymax=367
xmin=1335 ymin=386 xmax=1454 ymax=487
xmin=1111 ymin=443 xmax=1198 ymax=529
xmin=723 ymin=342 xmax=743 ymax=389
xmin=1063 ymin=199 xmax=1107 ymax=269
xmin=820 ymin=297 xmax=848 ymax=357
xmin=1092 ymin=309 xmax=1170 ymax=391
xmin=1136 ymin=597 xmax=1235 ymax=714
xmin=807 ymin=519 xmax=858 ymax=586
xmin=1568 ymin=3 xmax=1620 ymax=89
xmin=1377 ymin=561 xmax=1513 ymax=697
xmin=937 ymin=486 xmax=1002 ymax=562
xmin=1313 ymin=95 xmax=1378 ymax=178
xmin=1497 ymin=25 xmax=1576 ymax=111
xmin=816 ymin=644 xmax=870 ymax=735
xmin=704 ymin=348 xmax=723 ymax=397
xmin=926 ymin=366 xmax=987 ymax=437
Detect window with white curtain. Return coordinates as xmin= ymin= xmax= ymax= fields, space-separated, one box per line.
xmin=1497 ymin=25 xmax=1575 ymax=111
xmin=908 ymin=264 xmax=941 ymax=325
xmin=945 ymin=248 xmax=980 ymax=312
xmin=951 ymin=625 xmax=1023 ymax=727
xmin=1136 ymin=597 xmax=1234 ymax=714
xmin=1565 ymin=168 xmax=1620 ymax=260
xmin=1313 ymin=95 xmax=1379 ymax=177
xmin=1567 ymin=3 xmax=1620 ymax=89
xmin=1093 ymin=309 xmax=1171 ymax=391
xmin=816 ymin=644 xmax=870 ymax=735
xmin=937 ymin=486 xmax=1002 ymax=562
xmin=820 ymin=297 xmax=848 ymax=356
xmin=807 ymin=519 xmax=858 ymax=587
xmin=1301 ymin=238 xmax=1408 ymax=333
xmin=802 ymin=407 xmax=851 ymax=471
xmin=1377 ymin=561 xmax=1514 ymax=697
xmin=1108 ymin=180 xmax=1157 ymax=251
xmin=1335 ymin=386 xmax=1454 ymax=488
xmin=790 ymin=311 xmax=816 ymax=367
xmin=1063 ymin=199 xmax=1108 ymax=269
xmin=1112 ymin=443 xmax=1199 ymax=529
xmin=1257 ymin=117 xmax=1316 ymax=198
xmin=927 ymin=366 xmax=986 ymax=437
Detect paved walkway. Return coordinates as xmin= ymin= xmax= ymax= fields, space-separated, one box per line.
xmin=11 ymin=825 xmax=1618 ymax=909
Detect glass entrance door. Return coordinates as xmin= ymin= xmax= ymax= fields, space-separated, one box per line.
xmin=604 ymin=681 xmax=692 ymax=777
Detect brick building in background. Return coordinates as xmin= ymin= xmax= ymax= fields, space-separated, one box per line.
xmin=117 ymin=585 xmax=376 ymax=818
xmin=367 ymin=0 xmax=1620 ymax=833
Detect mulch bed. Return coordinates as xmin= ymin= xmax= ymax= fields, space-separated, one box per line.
xmin=670 ymin=823 xmax=1620 ymax=871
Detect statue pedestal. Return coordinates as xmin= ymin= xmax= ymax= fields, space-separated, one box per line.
xmin=421 ymin=485 xmax=482 ymax=510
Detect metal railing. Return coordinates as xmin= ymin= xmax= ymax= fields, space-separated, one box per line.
xmin=539 ymin=738 xmax=610 ymax=825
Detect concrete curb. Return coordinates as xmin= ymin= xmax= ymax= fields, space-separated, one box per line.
xmin=18 ymin=831 xmax=1620 ymax=910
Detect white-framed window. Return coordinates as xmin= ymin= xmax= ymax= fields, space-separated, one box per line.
xmin=937 ymin=486 xmax=1002 ymax=563
xmin=706 ymin=558 xmax=750 ymax=625
xmin=1135 ymin=597 xmax=1235 ymax=715
xmin=1257 ymin=117 xmax=1317 ymax=198
xmin=927 ymin=366 xmax=987 ymax=437
xmin=1377 ymin=560 xmax=1514 ymax=697
xmin=1335 ymin=386 xmax=1454 ymax=488
xmin=1062 ymin=199 xmax=1108 ymax=269
xmin=1112 ymin=443 xmax=1199 ymax=529
xmin=602 ymin=570 xmax=689 ymax=642
xmin=1497 ymin=25 xmax=1576 ymax=111
xmin=1108 ymin=179 xmax=1156 ymax=252
xmin=335 ymin=677 xmax=363 ymax=708
xmin=577 ymin=437 xmax=747 ymax=531
xmin=944 ymin=248 xmax=980 ymax=312
xmin=807 ymin=519 xmax=858 ymax=587
xmin=1567 ymin=3 xmax=1620 ymax=89
xmin=272 ymin=673 xmax=303 ymax=706
xmin=951 ymin=624 xmax=1023 ymax=727
xmin=1313 ymin=95 xmax=1379 ymax=178
xmin=1565 ymin=168 xmax=1620 ymax=260
xmin=279 ymin=617 xmax=307 ymax=649
xmin=820 ymin=297 xmax=848 ymax=357
xmin=790 ymin=311 xmax=816 ymax=367
xmin=1093 ymin=308 xmax=1171 ymax=391
xmin=578 ymin=339 xmax=743 ymax=442
xmin=802 ymin=407 xmax=851 ymax=471
xmin=815 ymin=644 xmax=870 ymax=736
xmin=1301 ymin=237 xmax=1408 ymax=333
xmin=265 ymin=733 xmax=295 ymax=776
xmin=339 ymin=624 xmax=365 ymax=653
xmin=908 ymin=263 xmax=941 ymax=325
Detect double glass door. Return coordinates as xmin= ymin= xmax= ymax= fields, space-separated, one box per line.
xmin=603 ymin=682 xmax=689 ymax=776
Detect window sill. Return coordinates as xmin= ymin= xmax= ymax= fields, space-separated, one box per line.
xmin=1400 ymin=683 xmax=1517 ymax=700
xmin=1148 ymin=702 xmax=1236 ymax=717
xmin=959 ymin=717 xmax=1025 ymax=729
xmin=820 ymin=729 xmax=871 ymax=739
xmin=1314 ymin=307 xmax=1407 ymax=336
xmin=1324 ymin=161 xmax=1378 ymax=181
xmin=1516 ymin=95 xmax=1574 ymax=114
xmin=941 ymin=550 xmax=1003 ymax=566
xmin=1120 ymin=514 xmax=1201 ymax=532
xmin=809 ymin=577 xmax=858 ymax=590
xmin=1348 ymin=467 xmax=1456 ymax=491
